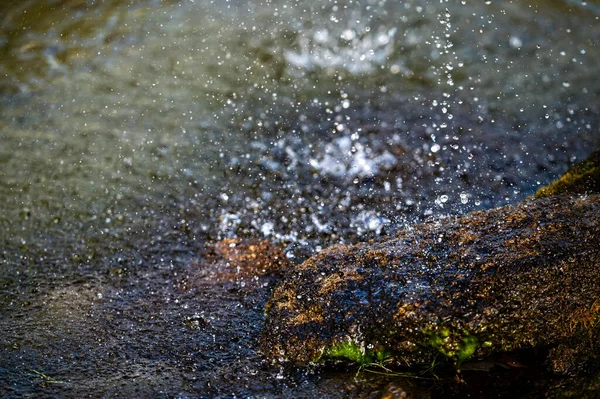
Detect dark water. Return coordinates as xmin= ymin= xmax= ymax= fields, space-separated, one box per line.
xmin=1 ymin=0 xmax=599 ymax=397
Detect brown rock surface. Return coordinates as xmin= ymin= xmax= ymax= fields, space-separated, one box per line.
xmin=190 ymin=238 xmax=290 ymax=283
xmin=261 ymin=195 xmax=600 ymax=375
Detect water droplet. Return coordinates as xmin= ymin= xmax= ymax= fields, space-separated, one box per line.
xmin=509 ymin=36 xmax=523 ymax=48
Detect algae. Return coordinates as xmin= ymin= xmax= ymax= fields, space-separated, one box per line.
xmin=321 ymin=341 xmax=392 ymax=366
xmin=423 ymin=328 xmax=480 ymax=365
xmin=536 ymin=150 xmax=600 ymax=197
xmin=457 ymin=335 xmax=480 ymax=364
xmin=321 ymin=329 xmax=479 ymax=368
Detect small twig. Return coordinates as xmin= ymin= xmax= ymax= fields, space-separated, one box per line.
xmin=28 ymin=370 xmax=66 ymax=384
xmin=361 ymin=367 xmax=443 ymax=380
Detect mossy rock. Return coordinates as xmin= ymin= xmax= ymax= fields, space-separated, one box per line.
xmin=536 ymin=150 xmax=600 ymax=197
xmin=261 ymin=195 xmax=600 ymax=374
xmin=321 ymin=341 xmax=392 ymax=366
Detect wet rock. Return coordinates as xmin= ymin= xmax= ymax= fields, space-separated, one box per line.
xmin=190 ymin=238 xmax=291 ymax=283
xmin=536 ymin=149 xmax=600 ymax=198
xmin=261 ymin=195 xmax=600 ymax=375
xmin=379 ymin=382 xmax=425 ymax=399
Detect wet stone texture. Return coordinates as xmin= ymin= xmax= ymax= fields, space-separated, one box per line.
xmin=536 ymin=150 xmax=600 ymax=199
xmin=189 ymin=238 xmax=291 ymax=284
xmin=262 ymin=195 xmax=600 ymax=376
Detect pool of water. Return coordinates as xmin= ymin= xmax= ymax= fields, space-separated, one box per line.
xmin=1 ymin=0 xmax=599 ymax=397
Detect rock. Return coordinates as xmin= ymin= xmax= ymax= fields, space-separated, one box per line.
xmin=536 ymin=150 xmax=600 ymax=198
xmin=379 ymin=383 xmax=415 ymax=399
xmin=261 ymin=195 xmax=600 ymax=375
xmin=190 ymin=238 xmax=290 ymax=283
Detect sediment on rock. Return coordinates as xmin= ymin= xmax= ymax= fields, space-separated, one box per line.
xmin=536 ymin=149 xmax=600 ymax=198
xmin=261 ymin=195 xmax=600 ymax=375
xmin=189 ymin=239 xmax=291 ymax=284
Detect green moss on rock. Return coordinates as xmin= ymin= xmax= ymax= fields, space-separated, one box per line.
xmin=321 ymin=341 xmax=391 ymax=365
xmin=536 ymin=150 xmax=600 ymax=198
xmin=323 ymin=341 xmax=368 ymax=364
xmin=423 ymin=327 xmax=480 ymax=365
xmin=457 ymin=334 xmax=479 ymax=364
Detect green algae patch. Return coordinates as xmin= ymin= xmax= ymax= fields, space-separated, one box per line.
xmin=423 ymin=328 xmax=480 ymax=365
xmin=320 ymin=341 xmax=392 ymax=366
xmin=425 ymin=327 xmax=451 ymax=355
xmin=324 ymin=342 xmax=368 ymax=364
xmin=457 ymin=335 xmax=479 ymax=364
xmin=536 ymin=149 xmax=600 ymax=198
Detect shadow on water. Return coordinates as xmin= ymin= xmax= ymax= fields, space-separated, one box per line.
xmin=1 ymin=0 xmax=600 ymax=397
